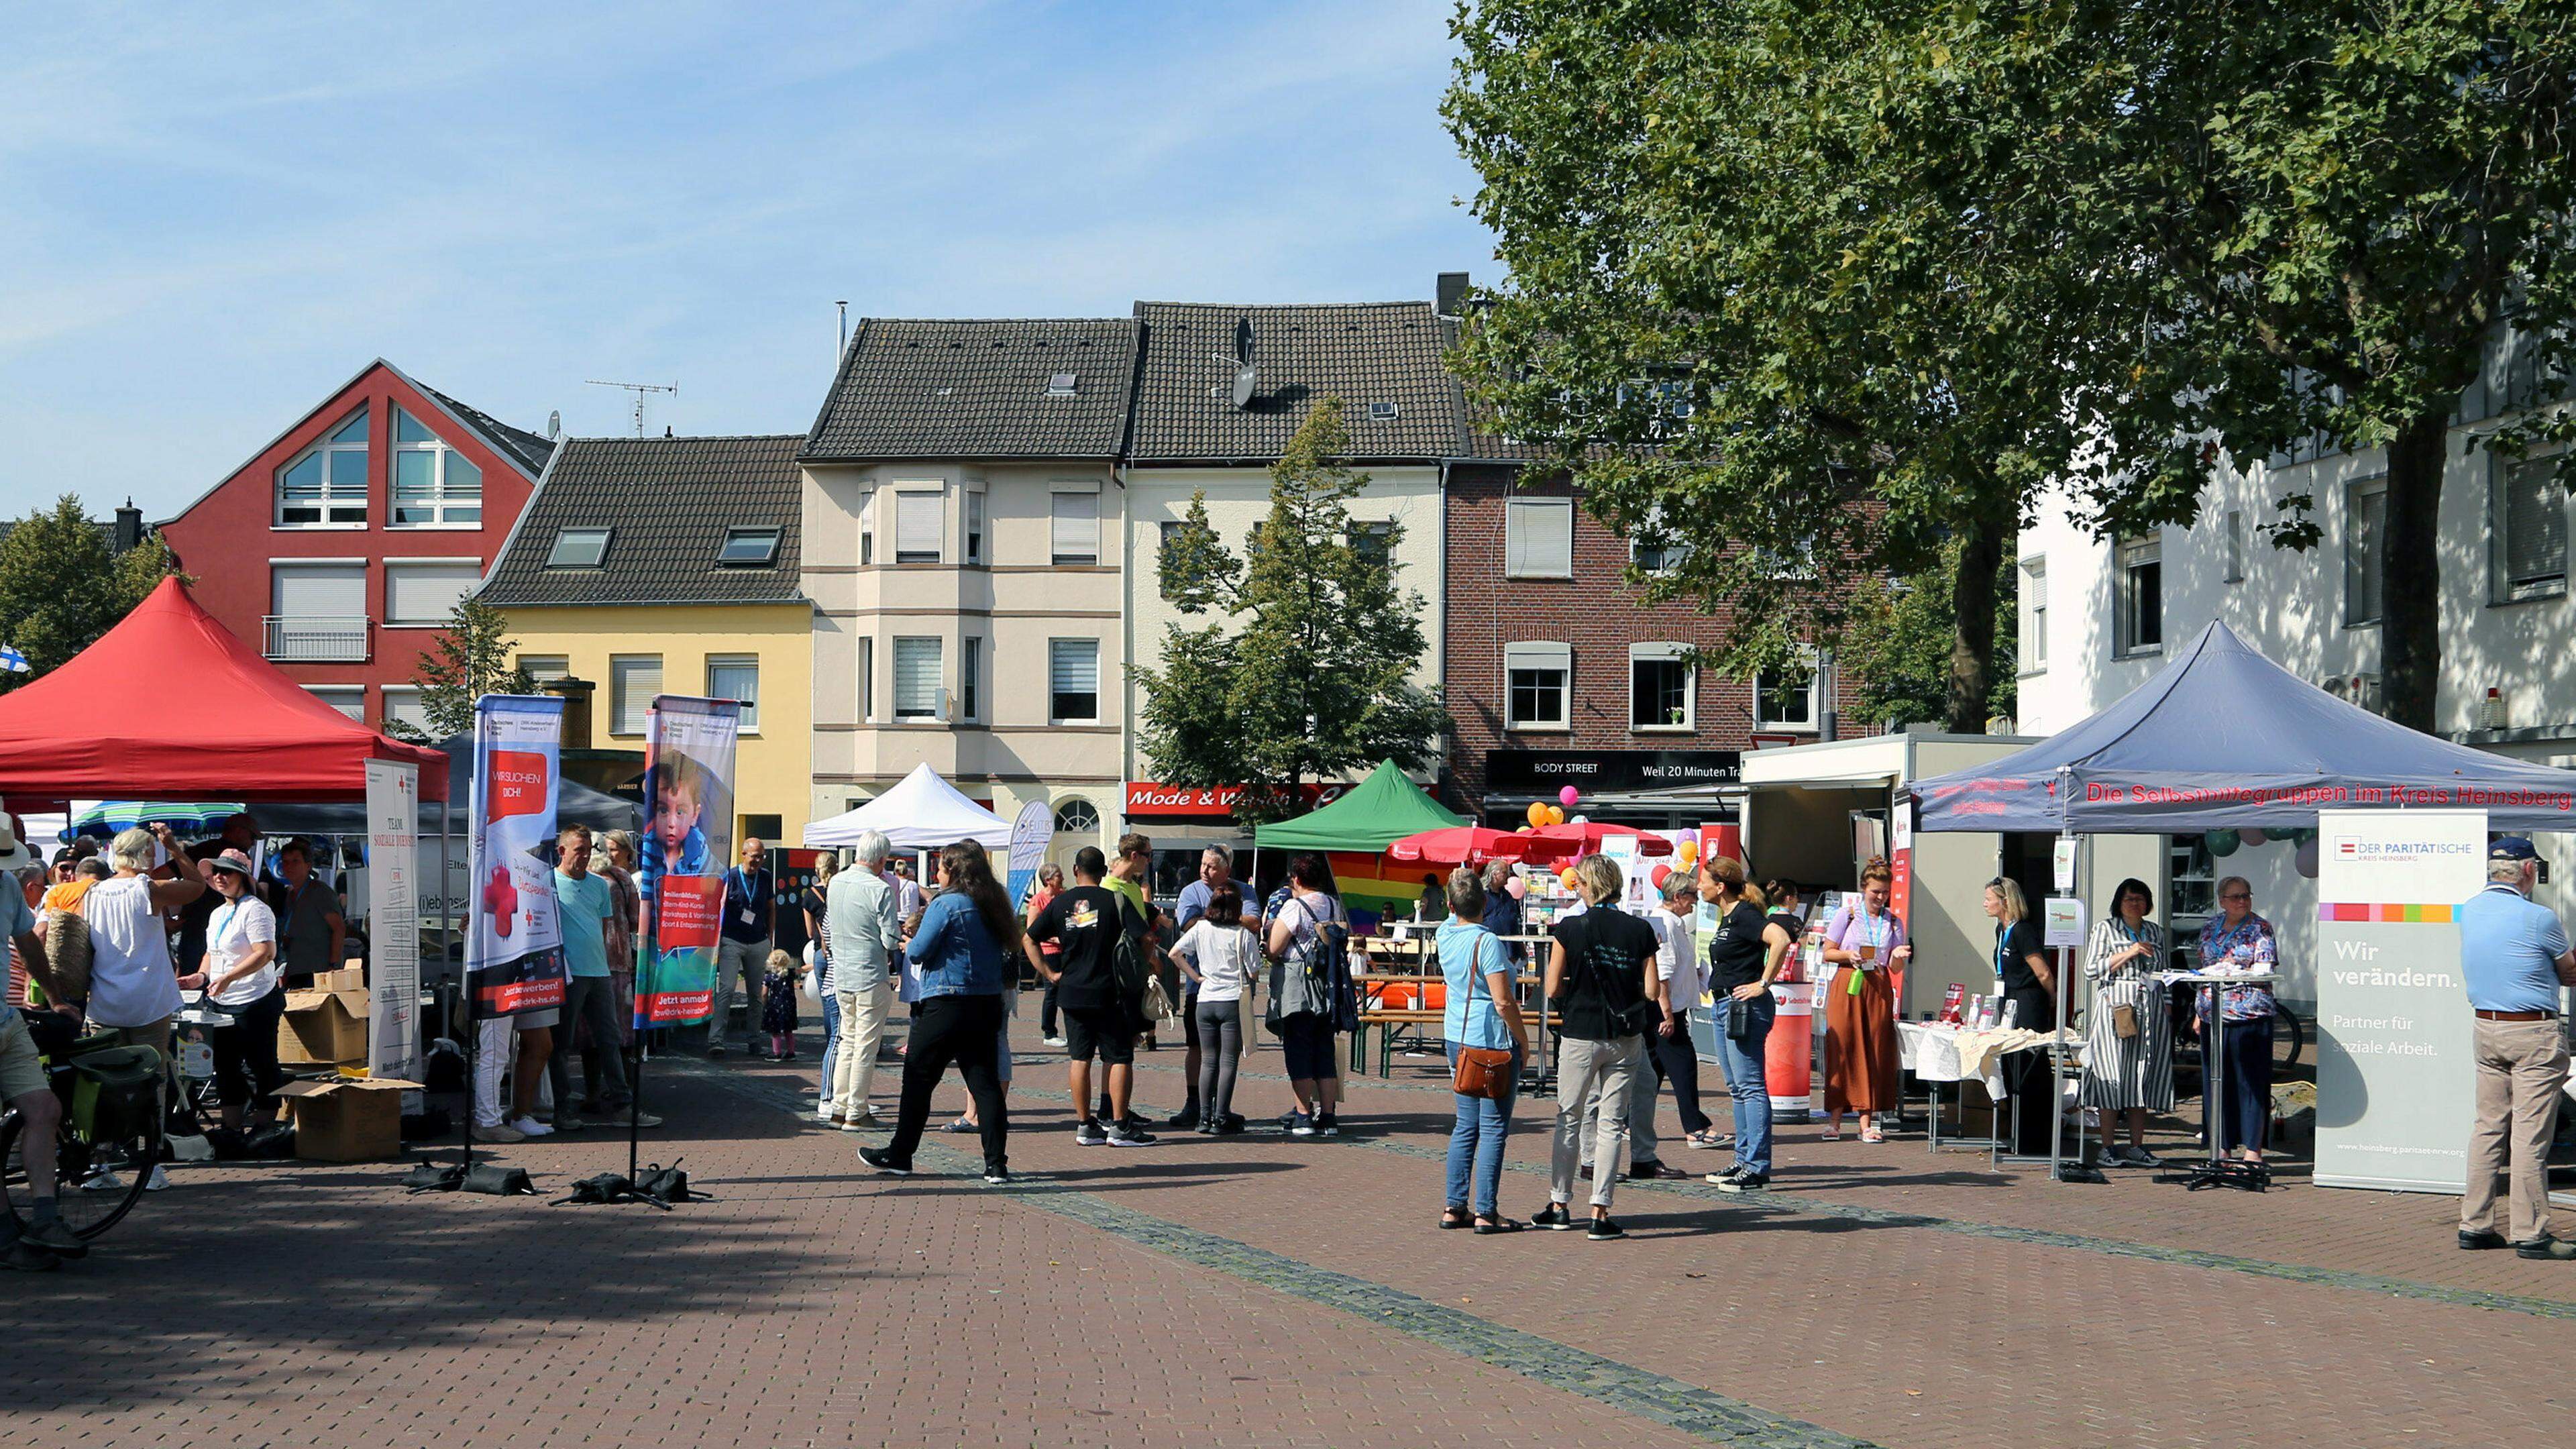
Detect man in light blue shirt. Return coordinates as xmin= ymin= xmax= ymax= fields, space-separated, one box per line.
xmin=2454 ymin=836 xmax=2576 ymax=1258
xmin=823 ymin=830 xmax=904 ymax=1127
xmin=549 ymin=826 xmax=652 ymax=1127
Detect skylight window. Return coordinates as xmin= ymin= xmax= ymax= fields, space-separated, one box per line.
xmin=547 ymin=527 xmax=611 ymax=568
xmin=1368 ymin=400 xmax=1401 ymax=421
xmin=717 ymin=527 xmax=781 ymax=567
xmin=1046 ymin=372 xmax=1079 ymax=398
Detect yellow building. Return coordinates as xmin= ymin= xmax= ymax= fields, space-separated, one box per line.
xmin=479 ymin=435 xmax=814 ymax=847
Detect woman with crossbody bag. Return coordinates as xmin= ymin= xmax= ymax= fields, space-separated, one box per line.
xmin=1265 ymin=854 xmax=1350 ymax=1137
xmin=2079 ymin=876 xmax=2174 ymax=1166
xmin=1534 ymin=853 xmax=1664 ymax=1240
xmin=1436 ymin=867 xmax=1531 ymax=1234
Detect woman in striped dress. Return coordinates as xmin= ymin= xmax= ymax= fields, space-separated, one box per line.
xmin=2080 ymin=877 xmax=2173 ymax=1166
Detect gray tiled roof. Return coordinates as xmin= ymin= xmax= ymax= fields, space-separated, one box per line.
xmin=421 ymin=383 xmax=557 ymax=476
xmin=480 ymin=435 xmax=806 ymax=607
xmin=1128 ymin=301 xmax=1462 ymax=462
xmin=802 ymin=319 xmax=1139 ymax=460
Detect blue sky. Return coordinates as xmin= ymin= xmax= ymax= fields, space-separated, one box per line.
xmin=0 ymin=1 xmax=1494 ymax=520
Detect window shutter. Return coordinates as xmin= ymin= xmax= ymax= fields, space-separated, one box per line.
xmin=1049 ymin=639 xmax=1099 ymax=694
xmin=894 ymin=637 xmax=942 ymax=716
xmin=1506 ymin=499 xmax=1571 ymax=576
xmin=384 ymin=563 xmax=480 ymax=625
xmin=271 ymin=564 xmax=366 ymax=618
xmin=896 ymin=492 xmax=945 ymax=561
xmin=2504 ymin=457 xmax=2567 ymax=594
xmin=611 ymin=657 xmax=661 ymax=735
xmin=2345 ymin=484 xmax=2386 ymax=623
xmin=1052 ymin=492 xmax=1098 ymax=563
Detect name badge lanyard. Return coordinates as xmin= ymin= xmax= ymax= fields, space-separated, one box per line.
xmin=1847 ymin=909 xmax=1889 ymax=996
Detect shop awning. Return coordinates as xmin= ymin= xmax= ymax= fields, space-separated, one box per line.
xmin=1910 ymin=621 xmax=2576 ymax=833
xmin=0 ymin=578 xmax=447 ymax=805
xmin=1253 ymin=759 xmax=1464 ymax=852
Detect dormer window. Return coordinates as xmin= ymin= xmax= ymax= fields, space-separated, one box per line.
xmin=276 ymin=410 xmax=370 ymax=527
xmin=717 ymin=527 xmax=781 ymax=566
xmin=547 ymin=527 xmax=611 ymax=568
xmin=1046 ymin=372 xmax=1079 ymax=398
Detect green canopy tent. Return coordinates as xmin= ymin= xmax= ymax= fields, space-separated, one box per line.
xmin=1253 ymin=760 xmax=1465 ymax=924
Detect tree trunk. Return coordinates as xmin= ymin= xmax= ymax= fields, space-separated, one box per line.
xmin=2378 ymin=412 xmax=2449 ymax=735
xmin=1945 ymin=518 xmax=2004 ymax=734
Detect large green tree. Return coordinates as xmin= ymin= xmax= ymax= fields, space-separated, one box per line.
xmin=402 ymin=596 xmax=534 ymax=742
xmin=1134 ymin=399 xmax=1448 ymax=824
xmin=0 ymin=496 xmax=184 ymax=693
xmin=1839 ymin=540 xmax=2018 ymax=732
xmin=1446 ymin=0 xmax=2133 ymax=731
xmin=1966 ymin=2 xmax=2576 ymax=732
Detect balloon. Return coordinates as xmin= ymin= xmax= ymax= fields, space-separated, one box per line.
xmin=1570 ymin=814 xmax=1588 ymax=825
xmin=1526 ymin=802 xmax=1549 ymax=828
xmin=1677 ymin=840 xmax=1699 ymax=865
xmin=2206 ymin=828 xmax=2239 ymax=857
xmin=1674 ymin=827 xmax=1698 ymax=847
xmin=1516 ymin=822 xmax=1534 ymax=833
xmin=1504 ymin=875 xmax=1527 ymax=900
xmin=1558 ymin=867 xmax=1579 ymax=888
xmin=1650 ymin=865 xmax=1671 ymax=890
xmin=2239 ymin=828 xmax=2268 ymax=847
xmin=2295 ymin=836 xmax=2320 ymax=879
xmin=1545 ymin=804 xmax=1566 ymax=826
xmin=1558 ymin=785 xmax=1582 ymax=808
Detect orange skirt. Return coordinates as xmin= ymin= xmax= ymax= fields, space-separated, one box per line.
xmin=1823 ymin=967 xmax=1900 ymax=1114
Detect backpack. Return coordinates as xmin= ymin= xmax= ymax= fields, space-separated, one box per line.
xmin=37 ymin=904 xmax=91 ymax=1006
xmin=1269 ymin=893 xmax=1350 ymax=1030
xmin=1108 ymin=896 xmax=1157 ymax=1028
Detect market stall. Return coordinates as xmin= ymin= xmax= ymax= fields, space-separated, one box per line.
xmin=1252 ymin=759 xmax=1465 ymax=930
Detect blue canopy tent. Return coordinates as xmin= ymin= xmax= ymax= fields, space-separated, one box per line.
xmin=1904 ymin=621 xmax=2576 ymax=1186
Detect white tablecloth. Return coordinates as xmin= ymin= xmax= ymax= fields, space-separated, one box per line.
xmin=1898 ymin=1022 xmax=2083 ymax=1100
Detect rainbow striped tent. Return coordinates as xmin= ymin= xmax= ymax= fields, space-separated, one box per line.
xmin=1254 ymin=760 xmax=1465 ymax=929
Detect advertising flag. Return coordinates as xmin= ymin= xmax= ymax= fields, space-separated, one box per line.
xmin=1004 ymin=799 xmax=1051 ymax=908
xmin=363 ymin=759 xmax=423 ymax=1091
xmin=635 ymin=695 xmax=740 ymax=1028
xmin=466 ymin=696 xmax=568 ymax=1018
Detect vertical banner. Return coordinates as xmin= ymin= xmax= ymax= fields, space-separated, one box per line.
xmin=363 ymin=759 xmax=422 ymax=1092
xmin=635 ymin=695 xmax=740 ymax=1028
xmin=1004 ymin=799 xmax=1052 ymax=908
xmin=2314 ymin=807 xmax=2485 ymax=1193
xmin=466 ymin=696 xmax=568 ymax=1018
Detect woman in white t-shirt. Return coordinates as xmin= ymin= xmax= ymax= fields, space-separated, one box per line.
xmin=1175 ymin=885 xmax=1258 ymax=1134
xmin=199 ymin=849 xmax=284 ymax=1130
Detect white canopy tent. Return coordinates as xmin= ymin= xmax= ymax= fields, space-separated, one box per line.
xmin=803 ymin=763 xmax=1013 ymax=851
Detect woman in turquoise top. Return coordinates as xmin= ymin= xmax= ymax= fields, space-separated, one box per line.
xmin=1438 ymin=866 xmax=1532 ymax=1234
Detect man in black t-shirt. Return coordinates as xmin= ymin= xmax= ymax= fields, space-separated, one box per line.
xmin=1023 ymin=847 xmax=1155 ymax=1147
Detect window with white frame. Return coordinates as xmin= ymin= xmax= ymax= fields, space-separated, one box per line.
xmin=2018 ymin=557 xmax=2047 ymax=672
xmin=2114 ymin=534 xmax=2163 ymax=656
xmin=1053 ymin=798 xmax=1099 ymax=835
xmin=1754 ymin=669 xmax=1817 ymax=731
xmin=1349 ymin=521 xmax=1393 ymax=571
xmin=1049 ymin=638 xmax=1099 ymax=723
xmin=1051 ymin=488 xmax=1099 ymax=566
xmin=267 ymin=563 xmax=367 ymax=661
xmin=706 ymin=656 xmax=759 ymax=731
xmin=893 ymin=637 xmax=942 ymax=718
xmin=276 ymin=410 xmax=370 ymax=527
xmin=858 ymin=493 xmax=875 ymax=566
xmin=1505 ymin=498 xmax=1573 ymax=578
xmin=1628 ymin=643 xmax=1693 ymax=731
xmin=2223 ymin=510 xmax=2247 ymax=584
xmin=961 ymin=637 xmax=981 ymax=721
xmin=1630 ymin=507 xmax=1690 ymax=574
xmin=390 ymin=407 xmax=483 ymax=526
xmin=716 ymin=527 xmax=781 ymax=567
xmin=304 ymin=685 xmax=366 ymax=720
xmin=383 ymin=561 xmax=480 ymax=627
xmin=963 ymin=490 xmax=985 ymax=566
xmin=547 ymin=527 xmax=610 ymax=568
xmin=2343 ymin=478 xmax=2387 ymax=627
xmin=895 ymin=488 xmax=944 ymax=565
xmin=2494 ymin=453 xmax=2568 ymax=602
xmin=855 ymin=636 xmax=873 ymax=722
xmin=381 ymin=686 xmax=431 ymax=739
xmin=519 ymin=655 xmax=570 ymax=684
xmin=1504 ymin=641 xmax=1572 ymax=730
xmin=609 ymin=655 xmax=661 ymax=736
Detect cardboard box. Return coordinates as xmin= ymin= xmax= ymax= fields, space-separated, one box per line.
xmin=276 ymin=1077 xmax=419 ymax=1162
xmin=278 ymin=990 xmax=370 ymax=1065
xmin=309 ymin=964 xmax=368 ymax=993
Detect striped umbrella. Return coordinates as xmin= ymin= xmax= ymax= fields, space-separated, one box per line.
xmin=62 ymin=801 xmax=246 ymax=843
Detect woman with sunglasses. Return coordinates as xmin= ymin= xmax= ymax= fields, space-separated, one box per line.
xmin=2196 ymin=876 xmax=2278 ymax=1165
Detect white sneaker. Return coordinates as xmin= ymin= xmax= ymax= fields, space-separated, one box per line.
xmin=816 ymin=1104 xmax=838 ymax=1124
xmin=80 ymin=1169 xmax=124 ymax=1193
xmin=143 ymin=1166 xmax=170 ymax=1191
xmin=508 ymin=1116 xmax=555 ymax=1138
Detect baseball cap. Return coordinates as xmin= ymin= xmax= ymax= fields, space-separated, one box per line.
xmin=2488 ymin=835 xmax=2539 ymax=861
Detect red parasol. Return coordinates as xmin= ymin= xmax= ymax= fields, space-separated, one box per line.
xmin=1522 ymin=821 xmax=1674 ymax=861
xmin=1384 ymin=825 xmax=1548 ymax=867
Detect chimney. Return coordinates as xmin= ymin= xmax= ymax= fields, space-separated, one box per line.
xmin=113 ymin=498 xmax=142 ymax=555
xmin=1436 ymin=271 xmax=1471 ymax=318
xmin=545 ymin=676 xmax=596 ymax=749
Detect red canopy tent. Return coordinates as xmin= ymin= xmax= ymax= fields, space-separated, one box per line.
xmin=0 ymin=577 xmax=447 ymax=805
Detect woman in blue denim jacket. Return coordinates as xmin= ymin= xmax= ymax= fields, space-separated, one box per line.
xmin=860 ymin=841 xmax=1018 ymax=1183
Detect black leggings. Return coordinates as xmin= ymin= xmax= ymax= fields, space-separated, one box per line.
xmin=211 ymin=986 xmax=287 ymax=1110
xmin=1040 ymin=972 xmax=1060 ymax=1038
xmin=1650 ymin=1025 xmax=1713 ymax=1136
xmin=883 ymin=994 xmax=1010 ymax=1171
xmin=1275 ymin=1015 xmax=1338 ymax=1082
xmin=1194 ymin=999 xmax=1244 ymax=1124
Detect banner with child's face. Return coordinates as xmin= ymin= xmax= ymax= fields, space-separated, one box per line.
xmin=466 ymin=695 xmax=567 ymax=1018
xmin=635 ymin=695 xmax=740 ymax=1028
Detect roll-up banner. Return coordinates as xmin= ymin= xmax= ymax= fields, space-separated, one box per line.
xmin=465 ymin=696 xmax=567 ymax=1018
xmin=2313 ymin=807 xmax=2484 ymax=1194
xmin=1004 ymin=800 xmax=1051 ymax=909
xmin=635 ymin=695 xmax=740 ymax=1028
xmin=362 ymin=759 xmax=422 ymax=1095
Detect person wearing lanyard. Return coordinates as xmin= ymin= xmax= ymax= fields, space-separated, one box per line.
xmin=714 ymin=839 xmax=775 ymax=1058
xmin=195 ymin=850 xmax=285 ymax=1133
xmin=1819 ymin=859 xmax=1909 ymax=1144
xmin=2455 ymin=836 xmax=2576 ymax=1259
xmin=1984 ymin=877 xmax=2056 ymax=1155
xmin=2079 ymin=877 xmax=2173 ymax=1167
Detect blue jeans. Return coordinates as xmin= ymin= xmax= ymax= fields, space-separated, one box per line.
xmin=816 ymin=981 xmax=843 ymax=1104
xmin=1445 ymin=1042 xmax=1522 ymax=1216
xmin=1712 ymin=993 xmax=1774 ymax=1175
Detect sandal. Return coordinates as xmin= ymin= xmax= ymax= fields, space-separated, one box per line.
xmin=1439 ymin=1208 xmax=1472 ymax=1230
xmin=1860 ymin=1129 xmax=1886 ymax=1144
xmin=940 ymin=1117 xmax=977 ymax=1133
xmin=1819 ymin=1126 xmax=1842 ymax=1142
xmin=1474 ymin=1214 xmax=1525 ymax=1235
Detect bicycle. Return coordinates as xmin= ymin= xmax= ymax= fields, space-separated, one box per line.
xmin=0 ymin=1015 xmax=164 ymax=1244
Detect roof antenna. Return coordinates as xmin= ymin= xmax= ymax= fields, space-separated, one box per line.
xmin=584 ymin=379 xmax=677 ymax=437
xmin=837 ymin=301 xmax=850 ymax=359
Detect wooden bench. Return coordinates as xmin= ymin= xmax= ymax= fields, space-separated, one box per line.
xmin=1351 ymin=1008 xmax=1446 ymax=1076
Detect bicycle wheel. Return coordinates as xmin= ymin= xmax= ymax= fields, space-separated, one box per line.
xmin=2272 ymin=1004 xmax=2305 ymax=1072
xmin=0 ymin=1104 xmax=158 ymax=1242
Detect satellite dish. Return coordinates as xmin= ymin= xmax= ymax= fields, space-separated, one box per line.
xmin=1231 ymin=365 xmax=1258 ymax=409
xmin=547 ymin=409 xmax=561 ymax=439
xmin=1233 ymin=316 xmax=1255 ymax=368
xmin=1230 ymin=316 xmax=1258 ymax=408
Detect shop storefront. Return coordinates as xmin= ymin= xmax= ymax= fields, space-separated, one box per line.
xmin=1121 ymin=781 xmax=1352 ymax=905
xmin=1478 ymin=748 xmax=1745 ymax=832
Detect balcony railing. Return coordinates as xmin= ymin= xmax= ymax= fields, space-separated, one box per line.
xmin=264 ymin=615 xmax=372 ymax=663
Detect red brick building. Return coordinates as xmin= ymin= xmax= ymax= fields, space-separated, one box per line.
xmin=1441 ymin=455 xmax=1864 ymax=829
xmin=156 ymin=360 xmax=554 ymax=734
